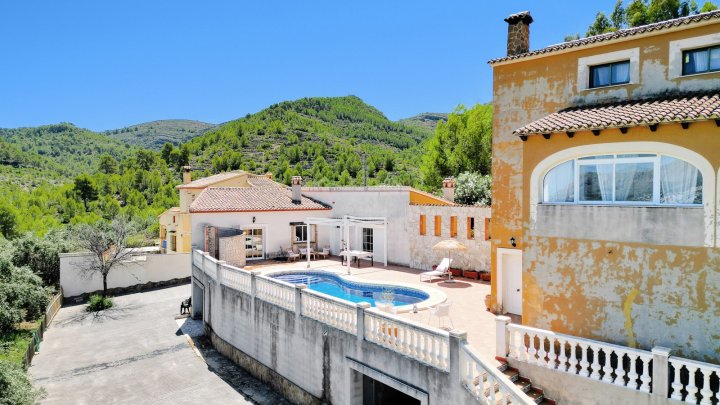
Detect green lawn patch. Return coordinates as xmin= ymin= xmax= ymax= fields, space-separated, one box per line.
xmin=0 ymin=321 xmax=40 ymax=365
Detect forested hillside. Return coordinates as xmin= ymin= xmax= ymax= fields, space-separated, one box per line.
xmin=0 ymin=123 xmax=133 ymax=186
xmin=106 ymin=119 xmax=214 ymax=150
xmin=163 ymin=96 xmax=434 ymax=186
xmin=399 ymin=113 xmax=448 ymax=132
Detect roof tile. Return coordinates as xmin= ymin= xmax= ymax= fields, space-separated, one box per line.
xmin=190 ymin=187 xmax=331 ymax=213
xmin=514 ymin=93 xmax=720 ymax=136
xmin=489 ymin=10 xmax=720 ymax=64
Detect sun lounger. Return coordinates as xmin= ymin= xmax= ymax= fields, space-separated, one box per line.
xmin=420 ymin=258 xmax=453 ymax=282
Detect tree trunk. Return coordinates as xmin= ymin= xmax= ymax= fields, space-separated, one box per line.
xmin=102 ymin=274 xmax=108 ymax=297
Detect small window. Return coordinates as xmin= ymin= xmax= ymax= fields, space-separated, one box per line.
xmin=682 ymin=45 xmax=720 ymax=75
xmin=450 ymin=216 xmax=457 ymax=238
xmin=172 ymin=216 xmax=176 ymax=223
xmin=293 ymin=224 xmax=315 ymax=243
xmin=467 ymin=217 xmax=475 ymax=240
xmin=419 ymin=215 xmax=426 ymax=236
xmin=484 ymin=218 xmax=491 ymax=241
xmin=434 ymin=216 xmax=441 ymax=236
xmin=590 ymin=60 xmax=630 ymax=88
xmin=362 ymin=228 xmax=374 ymax=252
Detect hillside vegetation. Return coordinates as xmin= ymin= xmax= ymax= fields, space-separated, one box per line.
xmin=105 ymin=119 xmax=214 ymax=150
xmin=164 ymin=96 xmax=434 ymax=186
xmin=0 ymin=123 xmax=133 ymax=186
xmin=399 ymin=113 xmax=448 ymax=132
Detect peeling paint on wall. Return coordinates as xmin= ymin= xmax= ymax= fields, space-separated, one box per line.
xmin=623 ymin=288 xmax=639 ymax=348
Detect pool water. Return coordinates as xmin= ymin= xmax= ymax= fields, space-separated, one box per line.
xmin=271 ymin=271 xmax=429 ymax=307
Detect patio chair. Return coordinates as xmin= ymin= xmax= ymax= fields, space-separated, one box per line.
xmin=299 ymin=247 xmax=315 ymax=260
xmin=427 ymin=301 xmax=454 ymax=329
xmin=316 ymin=246 xmax=330 ymax=259
xmin=419 ymin=258 xmax=453 ymax=282
xmin=286 ymin=248 xmax=300 ymax=262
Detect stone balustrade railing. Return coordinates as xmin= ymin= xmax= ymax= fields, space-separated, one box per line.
xmin=192 ymin=249 xmax=534 ymax=404
xmin=364 ymin=307 xmax=450 ymax=371
xmin=219 ymin=263 xmax=252 ymax=294
xmin=506 ymin=322 xmax=652 ymax=392
xmin=301 ymin=288 xmax=358 ymax=334
xmin=202 ymin=253 xmax=219 ymax=280
xmin=461 ymin=343 xmax=529 ymax=405
xmin=669 ymin=356 xmax=720 ymax=404
xmin=497 ymin=316 xmax=720 ymax=405
xmin=255 ymin=276 xmax=296 ymax=311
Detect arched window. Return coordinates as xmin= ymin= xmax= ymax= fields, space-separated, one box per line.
xmin=543 ymin=154 xmax=702 ymax=205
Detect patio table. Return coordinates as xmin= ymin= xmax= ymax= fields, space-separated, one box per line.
xmin=340 ymin=250 xmax=374 ymax=268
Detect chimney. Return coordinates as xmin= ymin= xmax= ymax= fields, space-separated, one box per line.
xmin=291 ymin=176 xmax=302 ymax=204
xmin=442 ymin=177 xmax=455 ymax=202
xmin=183 ymin=166 xmax=192 ymax=185
xmin=265 ymin=172 xmax=273 ymax=180
xmin=504 ymin=11 xmax=533 ymax=56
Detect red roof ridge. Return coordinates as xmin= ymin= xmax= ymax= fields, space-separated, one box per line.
xmin=489 ymin=10 xmax=720 ymax=65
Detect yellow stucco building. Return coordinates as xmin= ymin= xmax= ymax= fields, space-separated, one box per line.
xmin=489 ymin=10 xmax=720 ymax=362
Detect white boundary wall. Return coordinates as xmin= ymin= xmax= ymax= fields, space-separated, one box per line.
xmin=60 ymin=252 xmax=190 ymax=297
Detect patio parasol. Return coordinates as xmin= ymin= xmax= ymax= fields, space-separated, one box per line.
xmin=432 ymin=240 xmax=467 ymax=282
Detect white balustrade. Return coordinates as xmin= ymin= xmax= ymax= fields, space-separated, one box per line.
xmin=364 ymin=308 xmax=450 ymax=371
xmin=506 ymin=324 xmax=653 ymax=392
xmin=203 ymin=254 xmax=219 ymax=280
xmin=192 ymin=249 xmax=204 ymax=268
xmin=668 ymin=356 xmax=720 ymax=404
xmin=220 ymin=264 xmax=252 ymax=294
xmin=301 ymin=290 xmax=358 ymax=334
xmin=460 ymin=344 xmax=532 ymax=405
xmin=255 ymin=276 xmax=295 ymax=311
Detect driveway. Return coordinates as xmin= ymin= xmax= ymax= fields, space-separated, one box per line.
xmin=30 ymin=285 xmax=289 ymax=405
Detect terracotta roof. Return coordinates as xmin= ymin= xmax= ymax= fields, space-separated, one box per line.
xmin=190 ymin=187 xmax=331 ymax=213
xmin=177 ymin=171 xmax=246 ymax=189
xmin=514 ymin=92 xmax=720 ymax=136
xmin=489 ymin=10 xmax=720 ymax=64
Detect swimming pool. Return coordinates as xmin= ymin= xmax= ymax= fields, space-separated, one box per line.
xmin=270 ymin=271 xmax=429 ymax=307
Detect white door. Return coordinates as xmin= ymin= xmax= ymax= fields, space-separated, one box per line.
xmin=501 ymin=250 xmax=523 ymax=315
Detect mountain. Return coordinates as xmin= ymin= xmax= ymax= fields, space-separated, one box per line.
xmin=106 ymin=119 xmax=214 ymax=150
xmin=0 ymin=123 xmax=133 ymax=186
xmin=399 ymin=113 xmax=448 ymax=132
xmin=181 ymin=96 xmax=433 ymax=186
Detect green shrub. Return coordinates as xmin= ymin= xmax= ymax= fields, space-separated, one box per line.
xmin=86 ymin=294 xmax=113 ymax=312
xmin=0 ymin=359 xmax=42 ymax=405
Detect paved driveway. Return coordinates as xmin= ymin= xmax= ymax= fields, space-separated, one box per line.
xmin=30 ymin=285 xmax=288 ymax=405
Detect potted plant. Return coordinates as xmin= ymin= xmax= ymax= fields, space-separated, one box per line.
xmin=463 ymin=269 xmax=479 ymax=280
xmin=479 ymin=271 xmax=491 ymax=281
xmin=450 ymin=267 xmax=463 ymax=277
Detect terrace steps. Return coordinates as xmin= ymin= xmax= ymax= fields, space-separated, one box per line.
xmin=498 ymin=358 xmax=556 ymax=404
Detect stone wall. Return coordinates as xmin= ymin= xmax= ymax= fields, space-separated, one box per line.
xmin=407 ymin=205 xmax=491 ymax=271
xmin=219 ymin=234 xmax=246 ymax=267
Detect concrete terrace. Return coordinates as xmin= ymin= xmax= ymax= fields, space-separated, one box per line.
xmin=246 ymin=257 xmax=504 ymax=364
xmin=30 ymin=285 xmax=290 ymax=405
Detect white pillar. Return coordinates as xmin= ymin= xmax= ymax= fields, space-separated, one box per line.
xmin=345 ymin=216 xmax=351 ymax=275
xmin=306 ymin=222 xmax=311 ymax=269
xmin=383 ymin=218 xmax=388 ymax=266
xmin=652 ymin=346 xmax=671 ymax=400
xmin=495 ymin=315 xmax=511 ymax=358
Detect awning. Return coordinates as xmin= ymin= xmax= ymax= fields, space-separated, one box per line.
xmin=514 ymin=92 xmax=720 ymax=138
xmin=304 ymin=215 xmax=388 ymax=270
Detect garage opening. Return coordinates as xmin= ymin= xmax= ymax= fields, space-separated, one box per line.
xmin=362 ymin=375 xmax=420 ymax=405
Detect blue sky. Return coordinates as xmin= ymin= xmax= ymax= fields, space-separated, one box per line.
xmin=0 ymin=1 xmax=613 ymax=130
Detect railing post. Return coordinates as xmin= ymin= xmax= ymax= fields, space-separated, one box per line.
xmin=356 ymin=302 xmax=371 ymax=341
xmin=295 ymin=284 xmax=307 ymax=318
xmin=495 ymin=315 xmax=511 ymax=359
xmin=449 ymin=329 xmax=468 ymax=383
xmin=250 ymin=271 xmax=258 ymax=321
xmin=652 ymin=346 xmax=671 ymax=399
